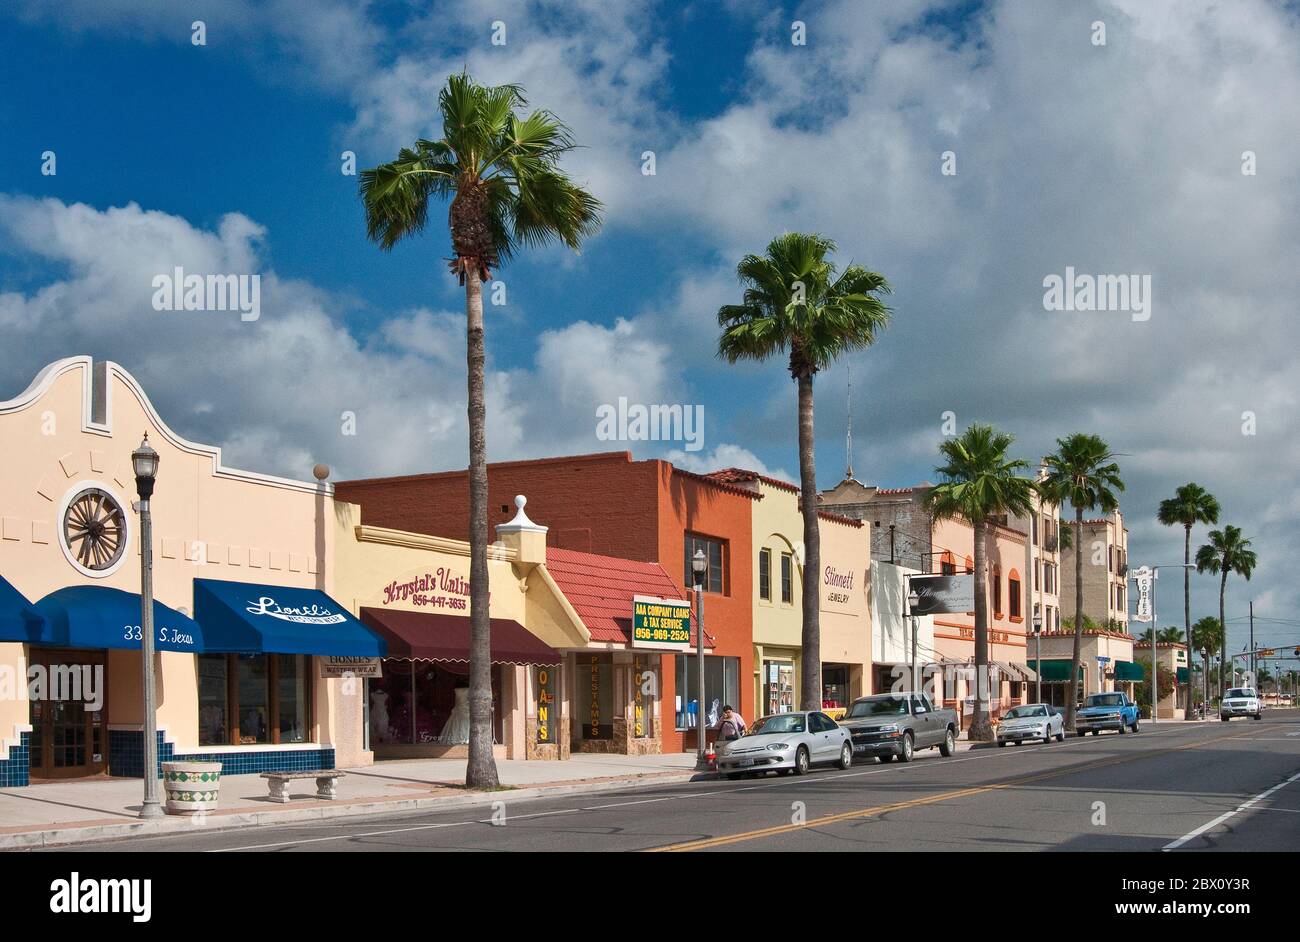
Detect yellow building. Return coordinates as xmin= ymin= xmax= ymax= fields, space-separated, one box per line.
xmin=705 ymin=470 xmax=871 ymax=718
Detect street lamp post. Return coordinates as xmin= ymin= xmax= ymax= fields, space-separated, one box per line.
xmin=1033 ymin=611 xmax=1043 ymax=704
xmin=906 ymin=587 xmax=920 ymax=694
xmin=692 ymin=548 xmax=710 ymax=772
xmin=132 ymin=433 xmax=163 ymax=819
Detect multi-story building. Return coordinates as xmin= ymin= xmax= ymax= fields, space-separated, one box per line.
xmin=703 ymin=468 xmax=871 ymax=717
xmin=1007 ymin=473 xmax=1065 ymax=637
xmin=1058 ymin=510 xmax=1129 ymax=632
xmin=336 ymin=451 xmax=755 ymax=755
xmin=820 ymin=477 xmax=1034 ymax=725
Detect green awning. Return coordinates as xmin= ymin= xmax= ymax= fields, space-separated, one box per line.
xmin=1176 ymin=667 xmax=1190 ymax=683
xmin=1114 ymin=660 xmax=1145 ymax=681
xmin=1028 ymin=659 xmax=1083 ymax=682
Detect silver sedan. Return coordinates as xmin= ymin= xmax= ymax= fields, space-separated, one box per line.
xmin=996 ymin=703 xmax=1065 ymax=746
xmin=715 ymin=711 xmax=853 ymax=779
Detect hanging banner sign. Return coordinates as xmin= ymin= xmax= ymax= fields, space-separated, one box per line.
xmin=908 ymin=574 xmax=975 ymax=615
xmin=1131 ymin=566 xmax=1154 ymax=623
xmin=631 ymin=595 xmax=692 ymax=650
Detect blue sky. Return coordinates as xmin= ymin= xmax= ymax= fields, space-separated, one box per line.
xmin=1 ymin=0 xmax=1298 ymax=657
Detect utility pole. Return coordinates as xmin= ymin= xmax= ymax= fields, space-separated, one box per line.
xmin=1249 ymin=601 xmax=1254 ymax=680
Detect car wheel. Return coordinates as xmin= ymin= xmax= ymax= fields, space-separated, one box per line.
xmin=1043 ymin=729 xmax=1053 ymax=745
xmin=837 ymin=742 xmax=853 ymax=770
xmin=877 ymin=754 xmax=893 ymax=763
xmin=1092 ymin=730 xmax=1100 ymax=736
xmin=939 ymin=728 xmax=956 ymax=757
xmin=725 ymin=772 xmax=743 ymax=780
xmin=997 ymin=740 xmax=1006 ymax=747
xmin=1131 ymin=719 xmax=1139 ymax=732
xmin=1221 ymin=716 xmax=1229 ymax=722
xmin=793 ymin=746 xmax=810 ymax=776
xmin=898 ymin=733 xmax=914 ymax=763
xmin=1254 ymin=713 xmax=1263 ymax=721
xmin=1077 ymin=730 xmax=1086 ymax=737
xmin=1118 ymin=721 xmax=1126 ymax=734
xmin=1056 ymin=731 xmax=1065 ymax=742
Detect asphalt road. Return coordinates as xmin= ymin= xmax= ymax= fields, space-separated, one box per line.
xmin=52 ymin=710 xmax=1300 ymax=852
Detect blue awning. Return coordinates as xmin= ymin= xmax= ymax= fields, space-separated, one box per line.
xmin=22 ymin=585 xmax=205 ymax=653
xmin=194 ymin=579 xmax=385 ymax=656
xmin=0 ymin=575 xmax=34 ymax=642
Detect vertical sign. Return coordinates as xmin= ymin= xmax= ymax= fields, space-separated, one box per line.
xmin=1131 ymin=566 xmax=1153 ymax=623
xmin=535 ymin=665 xmax=556 ymax=744
xmin=632 ymin=656 xmax=653 ymax=739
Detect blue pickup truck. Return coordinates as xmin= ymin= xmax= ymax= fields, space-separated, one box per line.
xmin=1075 ymin=692 xmax=1140 ymax=736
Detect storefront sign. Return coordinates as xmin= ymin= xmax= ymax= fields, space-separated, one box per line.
xmin=909 ymin=574 xmax=975 ymax=615
xmin=536 ymin=665 xmax=557 ymax=744
xmin=246 ymin=596 xmax=347 ymax=625
xmin=581 ymin=653 xmax=613 ymax=740
xmin=1132 ymin=566 xmax=1154 ymax=623
xmin=320 ymin=656 xmax=383 ymax=679
xmin=632 ymin=656 xmax=653 ymax=739
xmin=631 ymin=595 xmax=691 ymax=650
xmin=380 ymin=567 xmax=472 ymax=612
xmin=822 ymin=565 xmax=860 ymax=612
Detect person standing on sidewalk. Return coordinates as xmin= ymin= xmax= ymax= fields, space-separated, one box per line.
xmin=716 ymin=705 xmax=747 ymax=741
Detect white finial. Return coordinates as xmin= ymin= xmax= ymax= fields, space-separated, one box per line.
xmin=498 ymin=493 xmax=547 ymax=534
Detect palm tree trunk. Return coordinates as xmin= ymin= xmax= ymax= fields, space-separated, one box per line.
xmin=1183 ymin=525 xmax=1193 ymax=720
xmin=969 ymin=521 xmax=992 ymax=740
xmin=464 ymin=268 xmax=498 ymax=789
xmin=1064 ymin=509 xmax=1085 ymax=731
xmin=797 ymin=372 xmax=821 ymax=712
xmin=1218 ymin=569 xmax=1228 ymax=702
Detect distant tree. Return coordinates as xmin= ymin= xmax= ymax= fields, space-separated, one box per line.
xmin=1196 ymin=526 xmax=1257 ymax=700
xmin=1157 ymin=483 xmax=1220 ymax=721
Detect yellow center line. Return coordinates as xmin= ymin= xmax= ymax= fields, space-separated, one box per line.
xmin=650 ymin=729 xmax=1256 ymax=852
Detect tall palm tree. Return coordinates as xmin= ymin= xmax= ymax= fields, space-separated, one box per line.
xmin=1195 ymin=525 xmax=1258 ymax=701
xmin=360 ymin=74 xmax=601 ymax=788
xmin=717 ymin=233 xmax=891 ymax=712
xmin=1157 ymin=483 xmax=1220 ymax=720
xmin=1191 ymin=615 xmax=1223 ymax=711
xmin=1040 ymin=434 xmax=1124 ymax=732
xmin=923 ymin=423 xmax=1037 ymax=740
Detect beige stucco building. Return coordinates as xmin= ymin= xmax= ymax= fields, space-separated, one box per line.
xmin=1059 ymin=510 xmax=1130 ymax=631
xmin=706 ymin=470 xmax=871 ymax=718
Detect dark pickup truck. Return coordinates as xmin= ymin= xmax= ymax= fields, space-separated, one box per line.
xmin=838 ymin=692 xmax=959 ymax=763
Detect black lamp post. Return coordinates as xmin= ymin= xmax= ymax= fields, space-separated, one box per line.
xmin=692 ymin=548 xmax=709 ymax=772
xmin=132 ymin=433 xmax=163 ymax=819
xmin=1032 ymin=611 xmax=1043 ymax=704
xmin=906 ymin=587 xmax=920 ymax=693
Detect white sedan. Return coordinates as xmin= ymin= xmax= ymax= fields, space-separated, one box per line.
xmin=715 ymin=711 xmax=853 ymax=779
xmin=996 ymin=703 xmax=1065 ymax=746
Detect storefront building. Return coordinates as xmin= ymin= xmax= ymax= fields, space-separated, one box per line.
xmin=0 ymin=358 xmax=383 ymax=787
xmin=868 ymin=561 xmax=944 ymax=697
xmin=704 ymin=469 xmax=871 ymax=718
xmin=1029 ymin=626 xmax=1139 ymax=707
xmin=1133 ymin=640 xmax=1189 ymax=719
xmin=331 ymin=495 xmax=590 ymax=761
xmin=336 ymin=451 xmax=756 ymax=753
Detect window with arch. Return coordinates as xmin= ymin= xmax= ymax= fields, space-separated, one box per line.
xmin=940 ymin=551 xmax=956 ymax=575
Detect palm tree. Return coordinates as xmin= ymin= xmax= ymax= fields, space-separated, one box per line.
xmin=717 ymin=233 xmax=891 ymax=711
xmin=1157 ymin=484 xmax=1220 ymax=720
xmin=360 ymin=74 xmax=602 ymax=788
xmin=1190 ymin=613 xmax=1222 ymax=706
xmin=1040 ymin=434 xmax=1124 ymax=732
xmin=1196 ymin=526 xmax=1258 ymax=700
xmin=1153 ymin=626 xmax=1185 ymax=643
xmin=923 ymin=423 xmax=1037 ymax=740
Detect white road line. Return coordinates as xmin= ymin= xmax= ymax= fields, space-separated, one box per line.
xmin=1163 ymin=769 xmax=1300 ymax=851
xmin=203 ymin=722 xmax=1219 ymax=852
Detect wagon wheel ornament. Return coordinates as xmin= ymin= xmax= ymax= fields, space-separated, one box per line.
xmin=64 ymin=488 xmax=127 ymax=571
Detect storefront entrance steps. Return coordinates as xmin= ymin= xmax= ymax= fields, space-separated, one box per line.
xmin=0 ymin=753 xmax=701 ymax=849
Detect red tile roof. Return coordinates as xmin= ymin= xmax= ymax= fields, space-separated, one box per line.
xmin=546 ymin=547 xmax=712 ymax=647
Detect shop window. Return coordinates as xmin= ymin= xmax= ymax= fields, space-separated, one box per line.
xmin=684 ymin=533 xmax=726 ymax=594
xmin=822 ymin=665 xmax=849 ymax=711
xmin=758 ymin=548 xmax=772 ymax=601
xmin=369 ymin=661 xmax=501 ymax=746
xmin=780 ymin=552 xmax=793 ymax=604
xmin=674 ymin=655 xmax=740 ymax=730
xmin=199 ymin=653 xmax=312 ymax=747
xmin=763 ymin=660 xmax=795 ymax=714
xmin=940 ymin=551 xmax=956 ymax=576
xmin=1009 ymin=570 xmax=1022 ymax=619
xmin=992 ymin=565 xmax=1002 ymax=616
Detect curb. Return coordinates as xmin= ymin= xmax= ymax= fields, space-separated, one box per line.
xmin=1 ymin=771 xmax=700 ymax=851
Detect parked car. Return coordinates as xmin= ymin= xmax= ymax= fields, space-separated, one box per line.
xmin=839 ymin=692 xmax=959 ymax=763
xmin=1075 ymin=692 xmax=1140 ymax=735
xmin=1220 ymin=687 xmax=1263 ymax=721
xmin=714 ymin=711 xmax=853 ymax=779
xmin=996 ymin=703 xmax=1065 ymax=746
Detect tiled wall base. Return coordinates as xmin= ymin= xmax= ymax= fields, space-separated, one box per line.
xmin=0 ymin=732 xmax=32 ymax=788
xmin=108 ymin=730 xmax=335 ymax=778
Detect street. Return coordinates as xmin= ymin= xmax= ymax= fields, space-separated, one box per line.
xmin=53 ymin=710 xmax=1300 ymax=853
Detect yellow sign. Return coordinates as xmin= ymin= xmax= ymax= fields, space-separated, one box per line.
xmin=631 ymin=595 xmax=691 ymax=650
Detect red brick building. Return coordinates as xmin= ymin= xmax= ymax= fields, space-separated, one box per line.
xmin=335 ymin=452 xmax=756 ymax=753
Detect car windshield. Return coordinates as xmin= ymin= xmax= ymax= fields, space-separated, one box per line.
xmin=1004 ymin=705 xmax=1047 ymax=719
xmin=847 ymin=697 xmax=909 ymax=718
xmin=1227 ymin=689 xmax=1256 ymax=699
xmin=1086 ymin=694 xmax=1125 ymax=707
xmin=747 ymin=715 xmax=806 ymax=735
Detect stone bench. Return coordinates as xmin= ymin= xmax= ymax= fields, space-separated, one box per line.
xmin=260 ymin=770 xmax=346 ymax=803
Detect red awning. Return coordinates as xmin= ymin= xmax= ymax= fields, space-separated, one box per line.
xmin=359 ymin=608 xmax=561 ymax=666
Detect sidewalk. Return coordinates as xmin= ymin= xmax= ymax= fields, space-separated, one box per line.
xmin=0 ymin=753 xmax=701 ymax=850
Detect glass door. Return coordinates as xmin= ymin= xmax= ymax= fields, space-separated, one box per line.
xmin=29 ymin=648 xmax=107 ymax=779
